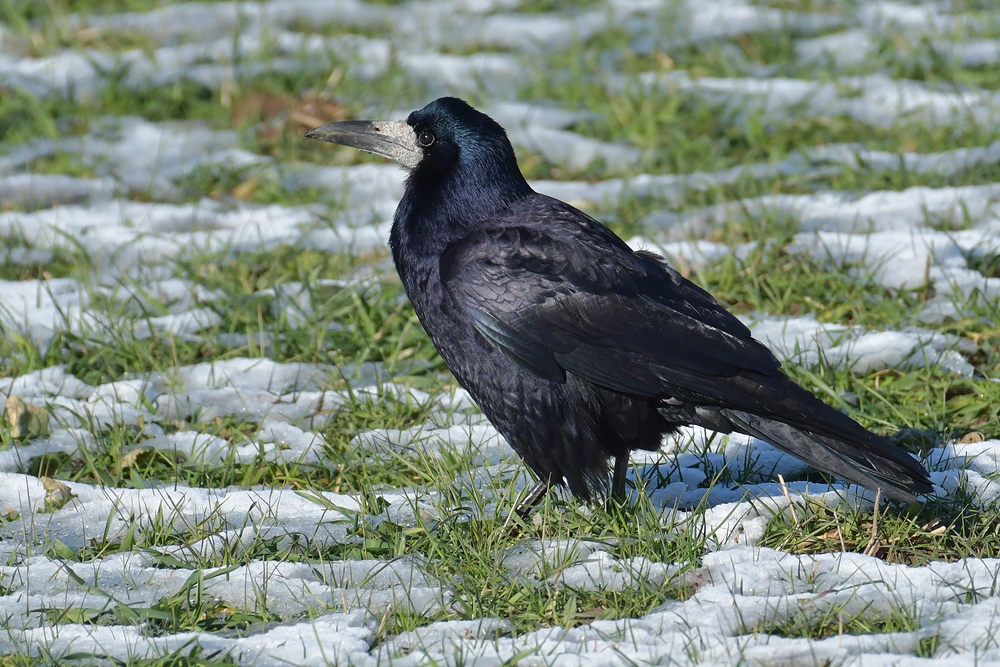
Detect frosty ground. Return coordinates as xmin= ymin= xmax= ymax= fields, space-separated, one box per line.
xmin=1 ymin=0 xmax=1000 ymax=665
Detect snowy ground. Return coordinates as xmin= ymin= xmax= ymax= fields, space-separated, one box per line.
xmin=2 ymin=0 xmax=1000 ymax=665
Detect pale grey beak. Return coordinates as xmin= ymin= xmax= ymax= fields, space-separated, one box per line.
xmin=305 ymin=120 xmax=422 ymax=170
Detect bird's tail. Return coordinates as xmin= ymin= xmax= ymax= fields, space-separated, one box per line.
xmin=720 ymin=406 xmax=933 ymax=503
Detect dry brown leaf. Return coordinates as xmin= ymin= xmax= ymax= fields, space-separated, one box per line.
xmin=232 ymin=91 xmax=292 ymax=128
xmin=5 ymin=395 xmax=50 ymax=440
xmin=40 ymin=476 xmax=75 ymax=511
xmin=290 ymin=91 xmax=349 ymax=131
xmin=231 ymin=176 xmax=258 ymax=200
xmin=118 ymin=446 xmax=154 ymax=471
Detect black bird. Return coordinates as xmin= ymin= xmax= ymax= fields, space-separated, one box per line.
xmin=306 ymin=97 xmax=933 ymax=512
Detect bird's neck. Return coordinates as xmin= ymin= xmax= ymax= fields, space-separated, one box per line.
xmin=391 ymin=157 xmax=533 ymax=259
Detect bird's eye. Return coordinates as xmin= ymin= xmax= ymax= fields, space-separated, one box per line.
xmin=417 ymin=131 xmax=436 ymax=147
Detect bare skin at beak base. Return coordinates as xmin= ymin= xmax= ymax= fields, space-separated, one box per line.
xmin=305 ymin=119 xmax=421 ymax=169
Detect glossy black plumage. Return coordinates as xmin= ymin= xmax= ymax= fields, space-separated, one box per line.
xmin=307 ymin=97 xmax=934 ymax=505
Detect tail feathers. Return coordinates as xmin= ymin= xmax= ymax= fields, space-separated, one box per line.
xmin=721 ymin=409 xmax=933 ymax=503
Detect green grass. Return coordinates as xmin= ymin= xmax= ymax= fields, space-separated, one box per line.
xmin=513 ymin=26 xmax=1000 ymax=181
xmin=0 ymin=236 xmax=95 ymax=282
xmin=761 ymin=491 xmax=1000 ymax=565
xmin=745 ymin=596 xmax=936 ymax=654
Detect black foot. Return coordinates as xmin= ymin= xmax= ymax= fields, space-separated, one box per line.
xmin=611 ymin=455 xmax=629 ymax=502
xmin=513 ymin=478 xmax=552 ymax=519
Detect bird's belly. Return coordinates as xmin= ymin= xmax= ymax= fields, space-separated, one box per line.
xmin=416 ymin=300 xmax=665 ymax=497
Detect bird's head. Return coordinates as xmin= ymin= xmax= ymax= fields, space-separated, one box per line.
xmin=306 ymin=97 xmax=531 ymax=209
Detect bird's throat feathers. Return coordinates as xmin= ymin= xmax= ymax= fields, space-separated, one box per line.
xmin=395 ymin=136 xmax=533 ymax=249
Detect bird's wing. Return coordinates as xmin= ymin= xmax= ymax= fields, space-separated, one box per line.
xmin=440 ymin=212 xmax=785 ymax=410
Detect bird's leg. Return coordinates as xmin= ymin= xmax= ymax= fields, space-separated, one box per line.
xmin=611 ymin=455 xmax=629 ymax=502
xmin=514 ymin=478 xmax=552 ymax=519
